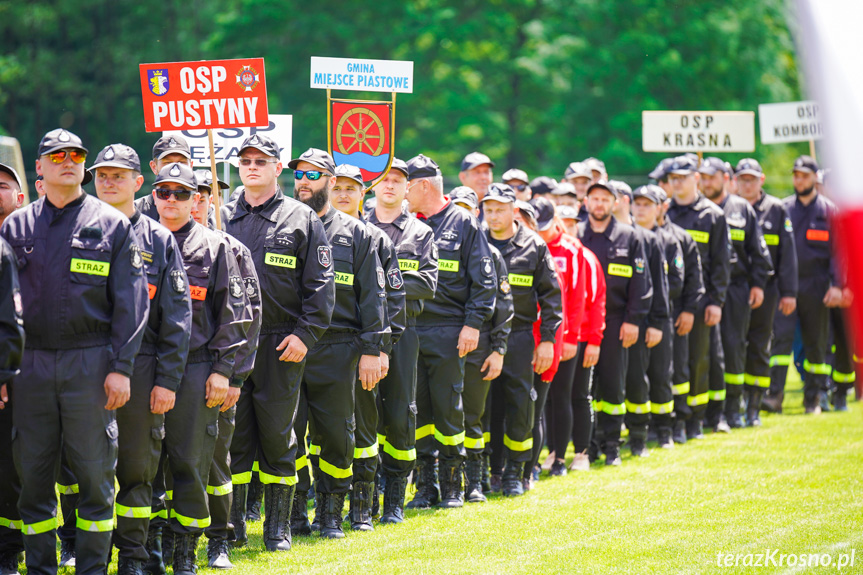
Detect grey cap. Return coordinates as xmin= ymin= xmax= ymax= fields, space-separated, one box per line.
xmin=38 ymin=128 xmax=88 ymax=157
xmin=154 ymin=162 xmax=196 ymax=189
xmin=334 ymin=164 xmax=365 ymax=187
xmin=668 ymin=155 xmax=698 ymax=175
xmin=288 ymin=148 xmax=336 ymax=173
xmin=609 ymin=180 xmax=632 ymax=200
xmin=735 ymin=158 xmax=763 ymax=177
xmin=0 ymin=163 xmax=23 ymax=190
xmin=532 ymin=196 xmax=557 ymax=231
xmin=564 ymin=162 xmax=592 ymax=180
xmin=698 ymin=157 xmax=729 ymax=176
xmin=406 ymin=154 xmax=441 ymax=181
xmin=90 ymin=144 xmax=141 ymax=172
xmin=389 ymin=157 xmax=409 ymax=178
xmin=556 ymin=204 xmax=579 ymax=221
xmin=450 ymin=186 xmax=478 ymax=209
xmin=584 ymin=157 xmax=606 ymax=174
xmin=648 ymin=157 xmax=675 ymax=181
xmin=587 ymin=179 xmax=617 ymax=198
xmin=792 ymin=155 xmax=819 ymax=174
xmin=240 ymin=134 xmax=281 ymax=160
xmin=553 ymin=182 xmax=578 ymax=197
xmin=461 ymin=151 xmax=495 ymax=171
xmin=152 ymin=134 xmax=191 ymax=160
xmin=529 ymin=176 xmax=558 ymax=196
xmin=481 ymin=183 xmax=516 ymax=204
xmin=515 ymin=200 xmax=536 ymax=220
xmin=502 ymin=168 xmax=529 ymax=184
xmin=194 ymin=169 xmax=229 ymax=192
xmin=632 ymin=184 xmax=664 ymax=204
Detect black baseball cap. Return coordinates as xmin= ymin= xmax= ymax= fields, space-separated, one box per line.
xmin=0 ymin=163 xmax=23 ymax=190
xmin=194 ymin=169 xmax=229 ymax=192
xmin=532 ymin=196 xmax=557 ymax=231
xmin=481 ymin=183 xmax=516 ymax=204
xmin=792 ymin=155 xmax=819 ymax=174
xmin=609 ymin=180 xmax=632 ymax=200
xmin=552 ymin=182 xmax=578 ymax=197
xmin=389 ymin=157 xmax=409 ymax=178
xmin=564 ymin=162 xmax=592 ymax=180
xmin=735 ymin=158 xmax=763 ymax=177
xmin=334 ymin=164 xmax=365 ymax=187
xmin=450 ymin=186 xmax=478 ymax=209
xmin=460 ymin=152 xmax=495 ymax=171
xmin=288 ymin=148 xmax=336 ymax=173
xmin=633 ymin=184 xmax=663 ymax=204
xmin=698 ymin=157 xmax=728 ymax=176
xmin=556 ymin=204 xmax=579 ymax=221
xmin=152 ymin=135 xmax=191 ymax=160
xmin=154 ymin=163 xmax=196 ymax=190
xmin=668 ymin=155 xmax=698 ymax=175
xmin=240 ymin=134 xmax=281 ymax=160
xmin=587 ymin=179 xmax=617 ymax=198
xmin=90 ymin=144 xmax=141 ymax=172
xmin=516 ymin=200 xmax=536 ymax=220
xmin=502 ymin=168 xmax=529 ymax=184
xmin=406 ymin=154 xmax=441 ymax=181
xmin=648 ymin=157 xmax=675 ymax=181
xmin=529 ymin=176 xmax=558 ymax=196
xmin=38 ymin=128 xmax=88 ymax=157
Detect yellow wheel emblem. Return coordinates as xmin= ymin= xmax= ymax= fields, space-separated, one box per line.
xmin=336 ymin=107 xmax=385 ymax=155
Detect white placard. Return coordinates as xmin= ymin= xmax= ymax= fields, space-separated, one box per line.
xmin=310 ymin=57 xmax=414 ymax=93
xmin=758 ymin=101 xmax=823 ymax=144
xmin=642 ymin=111 xmax=755 ymax=152
xmin=163 ymin=114 xmax=292 ymax=167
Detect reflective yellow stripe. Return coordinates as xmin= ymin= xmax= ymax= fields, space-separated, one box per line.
xmin=169 ymin=509 xmax=210 ymax=529
xmin=770 ymin=355 xmax=791 ymax=367
xmin=308 ymin=444 xmax=322 ymax=456
xmin=687 ymin=392 xmax=709 ymax=407
xmin=503 ymin=434 xmax=534 ymax=452
xmin=70 ymin=258 xmax=110 ymax=276
xmin=206 ymin=483 xmax=233 ymax=496
xmin=264 ymin=253 xmax=296 ymax=268
xmin=399 ymin=259 xmax=419 ymax=271
xmin=57 ymin=483 xmax=79 ymax=495
xmin=602 ymin=402 xmax=626 ymax=415
xmin=0 ymin=517 xmax=23 ymax=530
xmin=482 ymin=432 xmax=490 ymax=443
xmin=382 ymin=439 xmax=416 ymax=462
xmin=744 ymin=373 xmax=771 ymax=388
xmin=763 ymin=234 xmax=779 ymax=246
xmin=724 ymin=373 xmax=745 ymax=385
xmin=464 ymin=435 xmax=485 ymax=450
xmin=686 ymin=229 xmax=709 ymax=244
xmin=592 ymin=400 xmax=604 ymax=412
xmin=295 ymin=454 xmax=309 ymax=471
xmin=318 ymin=458 xmax=353 ymax=479
xmin=438 ymin=259 xmax=459 ymax=272
xmin=672 ymin=382 xmax=690 ymax=395
xmin=165 ymin=490 xmax=173 ymax=501
xmin=335 ymin=271 xmax=354 ymax=285
xmin=803 ymin=360 xmax=831 ymax=375
xmin=377 ymin=433 xmax=386 ymax=445
xmin=76 ymin=512 xmax=114 ymax=533
xmin=252 ymin=460 xmax=260 ymax=472
xmin=415 ymin=424 xmax=435 ymax=441
xmin=651 ymin=401 xmax=674 ymax=415
xmin=354 ymin=443 xmax=379 ymax=459
xmin=508 ymin=273 xmax=533 ymax=287
xmin=150 ymin=509 xmax=168 ymax=521
xmin=608 ymin=263 xmax=633 ymax=278
xmin=434 ymin=429 xmax=465 ymax=446
xmin=708 ymin=389 xmax=726 ymax=401
xmin=833 ymin=370 xmax=857 ymax=383
xmin=116 ymin=504 xmax=151 ymax=518
xmin=258 ymin=471 xmax=298 ymax=486
xmin=232 ymin=472 xmax=252 ymax=485
xmin=729 ymin=229 xmax=745 ymax=242
xmin=22 ymin=517 xmax=57 ymax=535
xmin=625 ymin=400 xmax=651 ymax=414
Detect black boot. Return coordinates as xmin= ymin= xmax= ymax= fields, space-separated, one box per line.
xmin=686 ymin=418 xmax=704 ymax=440
xmin=603 ymin=441 xmax=622 ymax=466
xmin=380 ymin=475 xmax=407 ymax=524
xmin=480 ymin=454 xmax=492 ymax=493
xmin=59 ymin=539 xmax=76 ymax=568
xmin=724 ymin=394 xmax=744 ymax=428
xmin=290 ymin=487 xmax=311 ymax=536
xmin=672 ymin=420 xmax=687 ymax=444
xmin=118 ymin=557 xmax=145 ymax=575
xmin=171 ymin=532 xmax=199 ymax=575
xmin=628 ymin=429 xmax=649 ymax=457
xmin=501 ymin=459 xmax=525 ymax=496
xmin=0 ymin=551 xmax=19 ymax=575
xmin=349 ymin=481 xmax=375 ymax=531
xmin=310 ymin=490 xmax=321 ymax=532
xmin=246 ymin=473 xmax=263 ymax=522
xmin=162 ymin=529 xmax=174 ymax=566
xmin=206 ymin=538 xmax=233 ymax=570
xmin=439 ymin=459 xmax=464 ymax=508
xmin=406 ymin=457 xmax=439 ymax=509
xmin=761 ymin=390 xmax=783 ymax=413
xmin=318 ymin=492 xmax=347 ymax=539
xmin=371 ymin=472 xmax=383 ymax=518
xmin=833 ymin=387 xmax=849 ymax=412
xmin=142 ymin=525 xmax=166 ymax=575
xmin=656 ymin=426 xmax=674 ymax=449
xmin=262 ymin=484 xmax=293 ymax=552
xmin=465 ymin=455 xmax=486 ymax=503
xmin=746 ymin=388 xmax=763 ymax=427
xmin=229 ymin=484 xmax=248 ymax=548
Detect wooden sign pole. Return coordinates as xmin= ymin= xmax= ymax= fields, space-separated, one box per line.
xmin=208 ymin=129 xmax=222 ymax=230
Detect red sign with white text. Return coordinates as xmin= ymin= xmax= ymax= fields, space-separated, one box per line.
xmin=139 ymin=58 xmax=268 ymax=132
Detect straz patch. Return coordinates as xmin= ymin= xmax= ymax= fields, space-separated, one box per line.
xmin=229 ymin=276 xmax=243 ymax=299
xmin=508 ymin=273 xmax=533 ymax=287
xmin=318 ymin=246 xmax=332 ymax=267
xmin=806 ymin=228 xmax=829 ymax=242
xmin=266 ymin=253 xmax=297 ymax=268
xmin=481 ymin=257 xmax=493 ymax=277
xmin=608 ymin=263 xmax=633 ymax=278
xmin=387 ymin=268 xmax=404 ymax=290
xmin=438 ymin=259 xmax=459 ymax=272
xmin=130 ymin=244 xmax=143 ymax=269
xmin=190 ymin=285 xmax=208 ymax=301
xmin=170 ymin=270 xmax=186 ymax=294
xmin=335 ymin=271 xmax=354 ymax=285
xmin=71 ymin=258 xmax=110 ymax=277
xmin=147 ymin=283 xmax=157 ymax=299
xmin=399 ymin=258 xmax=419 ymax=271
xmin=377 ymin=267 xmax=386 ymax=289
xmin=499 ymin=275 xmax=511 ymax=295
xmin=244 ymin=277 xmax=259 ymax=300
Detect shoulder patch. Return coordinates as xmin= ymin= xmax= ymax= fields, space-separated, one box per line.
xmin=481 ymin=256 xmax=493 ymax=277
xmin=318 ymin=246 xmax=332 ymax=267
xmin=229 ymin=276 xmax=243 ymax=299
xmin=634 ymin=257 xmax=645 ymax=274
xmin=499 ymin=275 xmax=511 ymax=295
xmin=784 ymin=218 xmax=793 ymax=232
xmin=377 ymin=267 xmax=386 ymax=289
xmin=130 ymin=244 xmax=143 ymax=269
xmin=170 ymin=270 xmax=186 ymax=294
xmin=244 ymin=277 xmax=259 ymax=300
xmin=387 ymin=268 xmax=404 ymax=290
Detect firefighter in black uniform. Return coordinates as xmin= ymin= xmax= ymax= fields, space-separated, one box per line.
xmin=766 ymin=156 xmax=843 ymax=413
xmin=733 ymin=159 xmax=798 ymax=426
xmin=578 ymin=180 xmax=652 ymax=465
xmin=223 ymin=135 xmax=334 ymax=552
xmin=666 ymin=155 xmax=730 ymax=440
xmin=699 ymin=157 xmax=772 ymax=429
xmin=191 ymin=170 xmax=262 ymax=570
xmin=631 ymin=185 xmax=676 ymax=450
xmin=135 ymin=135 xmax=194 ymax=222
xmin=329 ymin=163 xmax=406 ymax=531
xmin=152 ymin=163 xmax=250 ymax=575
xmin=1 ymin=129 xmax=149 ymax=575
xmin=89 ymin=145 xmax=193 ymax=575
xmin=449 ymin=186 xmax=513 ymax=503
xmin=366 ymin=158 xmax=439 ymax=523
xmin=291 ymin=149 xmax=386 ymax=539
xmin=404 ymin=155 xmax=497 ymax=509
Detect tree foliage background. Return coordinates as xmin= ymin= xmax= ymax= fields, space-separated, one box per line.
xmin=0 ymin=0 xmax=810 ymax=194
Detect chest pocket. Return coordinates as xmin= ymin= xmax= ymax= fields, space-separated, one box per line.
xmin=185 ymin=262 xmax=209 ymax=308
xmin=70 ymin=236 xmax=111 ymax=286
xmin=606 ymin=245 xmax=633 ymax=279
xmin=508 ymin=255 xmax=537 ymax=290
xmin=436 ymin=239 xmax=461 ymax=274
xmin=332 ymin=245 xmax=355 ymax=289
xmin=9 ymin=239 xmax=33 ymax=271
xmin=145 ymin=260 xmax=162 ymax=300
xmin=806 ymin=216 xmax=830 ymax=245
xmin=397 ymin=242 xmax=421 ymax=272
xmin=262 ymin=235 xmax=298 ymax=282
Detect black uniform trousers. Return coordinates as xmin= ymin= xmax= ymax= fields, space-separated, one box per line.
xmin=745 ymin=280 xmax=779 ymax=390
xmin=353 ymin=380 xmax=378 ymax=484
xmin=489 ymin=329 xmax=536 ymax=463
xmin=687 ymin=302 xmax=715 ymax=420
xmin=547 ymin=350 xmax=583 ymax=457
xmin=416 ymin=324 xmax=467 ymax=462
xmin=206 ymin=405 xmax=236 ymax=544
xmin=709 ymin=279 xmax=750 ymax=420
xmin=670 ymin=301 xmax=692 ymax=419
xmin=645 ymin=318 xmax=675 ymax=431
xmin=830 ymin=308 xmax=856 ymax=394
xmin=525 ymin=372 xmax=554 ymax=479
xmin=568 ymin=344 xmax=594 ymax=453
xmin=13 ymin=346 xmax=117 ymax=575
xmin=231 ymin=332 xmax=305 ymax=489
xmin=165 ymin=358 xmax=219 ymax=534
xmin=592 ymin=316 xmax=628 ymax=448
xmin=0 ymin=403 xmax=22 ymax=557
xmin=376 ymin=324 xmax=419 ymax=478
xmin=462 ymin=329 xmax=492 ymax=457
xmin=624 ymin=325 xmax=651 ymax=437
xmin=770 ymin=277 xmax=831 ymax=406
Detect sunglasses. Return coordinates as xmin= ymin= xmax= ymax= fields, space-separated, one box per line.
xmin=294 ymin=170 xmax=330 ymax=181
xmin=47 ymin=150 xmax=87 ymax=164
xmin=154 ymin=188 xmax=194 ymax=201
xmin=511 ymin=183 xmax=527 ymax=191
xmin=238 ymin=158 xmax=277 ymax=167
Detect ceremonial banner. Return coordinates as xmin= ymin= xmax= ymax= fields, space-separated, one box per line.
xmin=329 ymin=98 xmax=394 ymax=184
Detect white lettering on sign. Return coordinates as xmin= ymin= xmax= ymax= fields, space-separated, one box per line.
xmin=642 ymin=111 xmax=755 ymax=152
xmin=310 ymin=57 xmax=414 ymax=94
xmin=758 ymin=101 xmax=823 ymax=144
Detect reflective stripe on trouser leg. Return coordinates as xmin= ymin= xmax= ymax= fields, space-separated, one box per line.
xmin=205 ymin=405 xmax=236 ymax=543
xmin=462 ymin=329 xmax=492 ymax=455
xmin=56 ymin=451 xmax=78 ymax=545
xmin=0 ymin=405 xmax=23 ymax=556
xmin=688 ymin=304 xmax=712 ymax=418
xmin=744 ymin=374 xmax=771 ymax=388
xmin=303 ymin=339 xmax=359 ymax=494
xmin=646 ymin=319 xmax=675 ymax=427
xmin=744 ymin=282 xmax=778 ymax=386
xmin=353 ymin=376 xmax=379 ymax=483
xmin=595 ymin=316 xmax=628 ymax=445
xmin=292 ymin=394 xmax=311 ymax=493
xmin=165 ymin=361 xmax=219 ymax=534
xmin=377 ymin=325 xmax=419 ymax=478
xmin=830 ymin=307 xmax=856 ymax=389
xmin=706 ymin=323 xmax=727 ymax=420
xmin=416 ymin=324 xmax=468 ymax=462
xmin=624 ymin=330 xmax=651 ymax=433
xmin=769 ymin=306 xmax=797 ymax=394
xmin=671 ymin=301 xmax=693 ymax=419
xmin=797 ymin=286 xmax=832 ymax=405
xmin=497 ymin=330 xmax=536 ymax=462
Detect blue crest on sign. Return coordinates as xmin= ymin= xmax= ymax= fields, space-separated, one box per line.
xmin=148 ymin=69 xmax=170 ymax=96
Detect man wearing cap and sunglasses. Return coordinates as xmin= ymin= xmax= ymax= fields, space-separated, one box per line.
xmin=1 ymin=129 xmax=150 ymax=575
xmin=503 ymin=169 xmax=531 ymax=202
xmin=366 ymin=158 xmax=438 ymax=522
xmin=135 ymin=135 xmax=194 ymax=222
xmin=223 ymin=135 xmax=334 ymax=552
